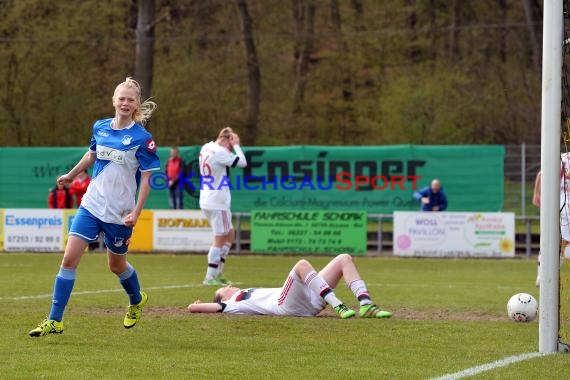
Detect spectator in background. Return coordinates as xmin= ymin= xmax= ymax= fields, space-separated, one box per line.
xmin=69 ymin=169 xmax=91 ymax=207
xmin=413 ymin=179 xmax=448 ymax=212
xmin=199 ymin=127 xmax=247 ymax=286
xmin=165 ymin=146 xmax=185 ymax=209
xmin=47 ymin=178 xmax=73 ymax=209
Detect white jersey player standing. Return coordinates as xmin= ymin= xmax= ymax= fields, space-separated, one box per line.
xmin=199 ymin=127 xmax=247 ymax=285
xmin=533 ymin=152 xmax=570 ymax=287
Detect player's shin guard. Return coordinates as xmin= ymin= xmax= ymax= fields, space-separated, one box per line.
xmin=349 ymin=279 xmax=372 ymax=306
xmin=219 ymin=242 xmax=232 ymax=274
xmin=48 ymin=267 xmax=76 ymax=321
xmin=119 ymin=263 xmax=142 ymax=305
xmin=205 ymin=246 xmax=222 ymax=280
xmin=304 ymin=270 xmax=343 ymax=308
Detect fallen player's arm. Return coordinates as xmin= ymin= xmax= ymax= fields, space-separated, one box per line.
xmin=187 ymin=300 xmax=224 ymax=313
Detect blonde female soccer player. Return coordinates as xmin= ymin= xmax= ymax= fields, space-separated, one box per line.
xmin=29 ymin=77 xmax=160 ymax=337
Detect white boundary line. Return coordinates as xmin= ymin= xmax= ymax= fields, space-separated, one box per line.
xmin=0 ymin=283 xmax=204 ymax=301
xmin=428 ymin=352 xmax=549 ymax=380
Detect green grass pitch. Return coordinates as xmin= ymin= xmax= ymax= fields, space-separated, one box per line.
xmin=0 ymin=253 xmax=568 ymax=379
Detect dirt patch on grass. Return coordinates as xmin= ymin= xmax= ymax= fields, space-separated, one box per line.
xmin=317 ymin=306 xmax=504 ymax=321
xmin=77 ymin=306 xmax=188 ymax=317
xmin=387 ymin=306 xmax=504 ymax=321
xmin=82 ymin=305 xmax=504 ymax=321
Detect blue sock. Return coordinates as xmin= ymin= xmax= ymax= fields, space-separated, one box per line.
xmin=48 ymin=267 xmax=76 ymax=321
xmin=119 ymin=263 xmax=142 ymax=305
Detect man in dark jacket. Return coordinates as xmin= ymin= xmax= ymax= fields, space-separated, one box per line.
xmin=413 ymin=179 xmax=448 ymax=212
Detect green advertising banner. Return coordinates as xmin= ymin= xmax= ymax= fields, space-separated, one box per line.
xmin=0 ymin=145 xmax=504 ymax=213
xmin=251 ymin=210 xmax=367 ymax=255
xmin=232 ymin=145 xmax=504 ymax=213
xmin=0 ymin=146 xmax=200 ymax=210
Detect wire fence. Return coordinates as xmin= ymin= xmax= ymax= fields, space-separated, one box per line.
xmin=504 ymin=144 xmax=541 ymax=218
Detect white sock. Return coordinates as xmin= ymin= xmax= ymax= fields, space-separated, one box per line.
xmin=349 ymin=279 xmax=372 ymax=306
xmin=219 ymin=242 xmax=231 ymax=274
xmin=304 ymin=270 xmax=342 ymax=308
xmin=205 ymin=246 xmax=222 ymax=280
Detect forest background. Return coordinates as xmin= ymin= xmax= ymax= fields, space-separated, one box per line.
xmin=0 ymin=0 xmax=543 ymax=147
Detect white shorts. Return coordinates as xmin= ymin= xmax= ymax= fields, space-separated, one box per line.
xmin=276 ymin=270 xmax=327 ymax=316
xmin=561 ymin=206 xmax=569 ymax=240
xmin=202 ymin=209 xmax=233 ymax=236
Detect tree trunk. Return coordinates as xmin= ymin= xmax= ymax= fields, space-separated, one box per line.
xmin=292 ymin=0 xmax=316 ymax=115
xmin=405 ymin=0 xmax=420 ymax=62
xmin=330 ymin=0 xmax=352 ymax=102
xmin=292 ymin=0 xmax=303 ymax=61
xmin=134 ymin=0 xmax=155 ymax=101
xmin=351 ymin=0 xmax=363 ymax=30
xmin=449 ymin=0 xmax=461 ymax=61
xmin=522 ymin=0 xmax=542 ymax=72
xmin=330 ymin=0 xmax=356 ymax=141
xmin=495 ymin=0 xmax=516 ymax=140
xmin=497 ymin=0 xmax=507 ymax=63
xmin=235 ymin=0 xmax=261 ymax=145
xmin=424 ymin=0 xmax=437 ymax=67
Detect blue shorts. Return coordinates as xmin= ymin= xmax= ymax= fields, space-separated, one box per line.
xmin=69 ymin=207 xmax=132 ymax=255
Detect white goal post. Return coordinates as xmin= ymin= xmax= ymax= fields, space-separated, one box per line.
xmin=540 ymin=0 xmax=562 ymax=354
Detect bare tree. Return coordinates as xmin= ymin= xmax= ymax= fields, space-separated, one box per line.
xmin=449 ymin=0 xmax=461 ymax=61
xmin=522 ymin=0 xmax=542 ymax=72
xmin=330 ymin=0 xmax=352 ymax=102
xmin=292 ymin=0 xmax=316 ymax=114
xmin=330 ymin=0 xmax=356 ymax=141
xmin=497 ymin=0 xmax=507 ymax=63
xmin=405 ymin=0 xmax=420 ymax=62
xmin=235 ymin=0 xmax=261 ymax=145
xmin=351 ymin=0 xmax=363 ymax=16
xmin=134 ymin=0 xmax=155 ymax=101
xmin=350 ymin=0 xmax=363 ymax=30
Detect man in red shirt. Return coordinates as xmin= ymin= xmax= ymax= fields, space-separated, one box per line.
xmin=69 ymin=170 xmax=91 ymax=207
xmin=47 ymin=180 xmax=73 ymax=209
xmin=165 ymin=146 xmax=185 ymax=209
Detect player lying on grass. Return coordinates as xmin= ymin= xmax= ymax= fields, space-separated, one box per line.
xmin=188 ymin=253 xmax=392 ymax=319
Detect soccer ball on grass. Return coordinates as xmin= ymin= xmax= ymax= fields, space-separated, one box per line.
xmin=507 ymin=293 xmax=538 ymax=322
